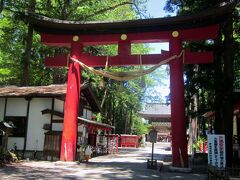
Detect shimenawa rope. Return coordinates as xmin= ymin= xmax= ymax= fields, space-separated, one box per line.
xmin=69 ymin=50 xmax=184 ymax=81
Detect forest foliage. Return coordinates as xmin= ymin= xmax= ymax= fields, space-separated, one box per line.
xmin=0 ymin=0 xmax=158 ymax=135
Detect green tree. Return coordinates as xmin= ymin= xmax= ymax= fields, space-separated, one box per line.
xmin=0 ymin=0 xmax=152 ymax=135
xmin=0 ymin=0 xmax=148 ymax=85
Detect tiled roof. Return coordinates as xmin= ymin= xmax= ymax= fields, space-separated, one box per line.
xmin=0 ymin=82 xmax=101 ymax=112
xmin=139 ymin=104 xmax=171 ymax=118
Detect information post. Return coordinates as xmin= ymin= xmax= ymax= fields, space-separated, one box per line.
xmin=147 ymin=128 xmax=158 ymax=169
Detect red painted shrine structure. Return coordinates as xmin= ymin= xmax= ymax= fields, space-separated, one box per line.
xmin=26 ymin=4 xmax=234 ymax=167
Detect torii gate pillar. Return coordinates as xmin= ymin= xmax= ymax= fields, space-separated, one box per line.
xmin=60 ymin=40 xmax=82 ymax=161
xmin=170 ymin=31 xmax=188 ymax=167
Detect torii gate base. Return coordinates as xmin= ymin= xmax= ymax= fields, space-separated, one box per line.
xmin=32 ymin=11 xmax=223 ymax=167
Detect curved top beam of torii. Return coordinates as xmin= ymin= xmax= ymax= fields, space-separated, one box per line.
xmin=25 ymin=2 xmax=235 ymax=35
xmin=23 ymin=2 xmax=236 ymax=68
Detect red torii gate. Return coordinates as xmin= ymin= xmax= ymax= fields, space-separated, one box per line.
xmin=27 ymin=3 xmax=233 ymax=168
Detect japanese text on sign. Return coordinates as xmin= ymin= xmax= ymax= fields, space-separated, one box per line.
xmin=207 ymin=134 xmax=226 ymax=168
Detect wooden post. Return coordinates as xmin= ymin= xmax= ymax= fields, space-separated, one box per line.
xmin=169 ymin=31 xmax=188 ymax=167
xmin=60 ymin=37 xmax=82 ymax=161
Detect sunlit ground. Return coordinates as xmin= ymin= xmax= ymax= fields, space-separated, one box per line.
xmin=0 ymin=142 xmax=206 ymax=179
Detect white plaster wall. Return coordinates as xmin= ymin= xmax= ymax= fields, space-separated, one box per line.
xmin=53 ymin=99 xmax=64 ymax=120
xmin=0 ymin=98 xmax=5 ymax=121
xmin=7 ymin=137 xmax=24 ymax=150
xmin=4 ymin=98 xmax=27 ymax=151
xmin=53 ymin=115 xmax=63 ymax=120
xmin=54 ymin=99 xmax=64 ymax=113
xmin=26 ymin=98 xmax=51 ymax=151
xmin=6 ymin=98 xmax=28 ymax=116
xmin=52 ymin=122 xmax=82 ymax=132
xmin=52 ymin=123 xmax=63 ymax=131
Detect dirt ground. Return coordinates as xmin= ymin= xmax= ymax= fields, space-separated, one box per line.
xmin=0 ymin=142 xmax=207 ymax=180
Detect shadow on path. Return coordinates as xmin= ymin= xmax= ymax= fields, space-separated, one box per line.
xmin=0 ymin=142 xmax=206 ymax=179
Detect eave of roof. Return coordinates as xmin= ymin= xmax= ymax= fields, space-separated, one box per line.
xmin=0 ymin=82 xmax=101 ymax=112
xmin=139 ymin=113 xmax=171 ymax=119
xmin=0 ymin=84 xmax=66 ymax=97
xmin=24 ymin=2 xmax=236 ymax=35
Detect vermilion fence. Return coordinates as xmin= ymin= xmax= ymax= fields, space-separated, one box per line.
xmin=119 ymin=135 xmax=139 ymax=148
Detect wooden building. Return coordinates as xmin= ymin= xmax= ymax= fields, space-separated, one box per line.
xmin=0 ymin=82 xmax=114 ymax=160
xmin=139 ymin=104 xmax=171 ymax=142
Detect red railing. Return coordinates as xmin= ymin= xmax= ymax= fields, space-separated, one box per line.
xmin=120 ymin=135 xmax=139 ymax=148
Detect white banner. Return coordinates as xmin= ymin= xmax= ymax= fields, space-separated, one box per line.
xmin=207 ymin=134 xmax=226 ymax=168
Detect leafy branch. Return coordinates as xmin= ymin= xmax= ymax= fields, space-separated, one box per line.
xmin=83 ymin=1 xmax=134 ymax=20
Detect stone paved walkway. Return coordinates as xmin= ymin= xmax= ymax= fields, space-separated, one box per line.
xmin=0 ymin=142 xmax=207 ymax=179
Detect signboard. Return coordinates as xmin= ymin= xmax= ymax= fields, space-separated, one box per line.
xmin=207 ymin=134 xmax=226 ymax=168
xmin=149 ymin=129 xmax=157 ymax=143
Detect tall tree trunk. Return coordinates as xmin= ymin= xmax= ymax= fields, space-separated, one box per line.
xmin=101 ymin=86 xmax=108 ymax=108
xmin=0 ymin=0 xmax=5 ymax=14
xmin=214 ymin=33 xmax=224 ymax=133
xmin=107 ymin=94 xmax=112 ymax=124
xmin=124 ymin=108 xmax=127 ymax=134
xmin=222 ymin=14 xmax=234 ymax=167
xmin=129 ymin=108 xmax=133 ymax=134
xmin=112 ymin=94 xmax=115 ymax=134
xmin=119 ymin=102 xmax=123 ymax=134
xmin=21 ymin=0 xmax=36 ymax=86
xmin=116 ymin=100 xmax=123 ymax=134
xmin=200 ymin=90 xmax=206 ymax=137
xmin=192 ymin=94 xmax=198 ymax=142
xmin=214 ymin=14 xmax=234 ymax=167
